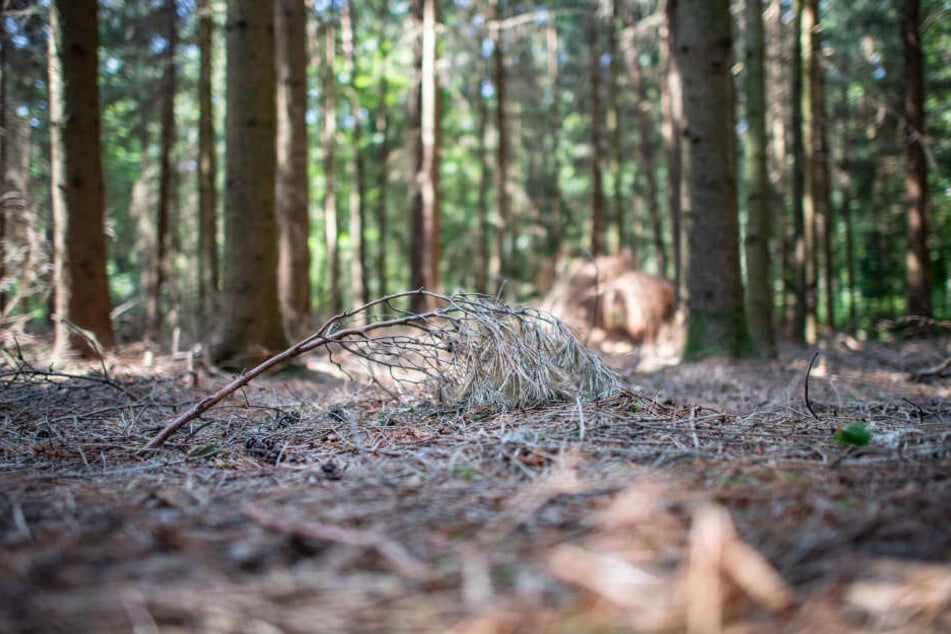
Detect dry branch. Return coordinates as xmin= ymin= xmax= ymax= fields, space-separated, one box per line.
xmin=140 ymin=290 xmax=617 ymax=451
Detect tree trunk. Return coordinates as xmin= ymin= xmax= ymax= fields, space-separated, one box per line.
xmin=211 ymin=0 xmax=287 ymax=365
xmin=197 ymin=0 xmax=219 ymax=337
xmin=743 ymin=0 xmax=776 ymax=357
xmin=607 ymin=0 xmax=624 ymax=253
xmin=321 ymin=17 xmax=341 ymax=315
xmin=661 ymin=1 xmax=682 ymax=297
xmin=836 ymin=83 xmax=858 ymax=333
xmin=476 ymin=52 xmax=490 ymax=295
xmin=341 ymin=1 xmax=368 ymax=309
xmin=544 ymin=17 xmax=563 ymax=283
xmin=148 ymin=0 xmax=177 ymax=344
xmin=765 ymin=0 xmax=792 ymax=334
xmin=49 ymin=0 xmax=114 ymax=359
xmin=790 ymin=0 xmax=805 ymax=341
xmin=375 ymin=73 xmax=389 ymax=303
xmin=669 ymin=0 xmax=752 ymax=359
xmin=902 ymin=0 xmax=931 ymax=317
xmin=799 ymin=0 xmax=821 ymax=344
xmin=623 ymin=7 xmax=665 ymax=277
xmin=586 ymin=9 xmax=606 ymax=258
xmin=0 ymin=8 xmax=6 ymax=316
xmin=810 ymin=1 xmax=835 ymax=331
xmin=276 ymin=0 xmax=311 ymax=338
xmin=491 ymin=0 xmax=508 ymax=286
xmin=409 ymin=0 xmax=439 ymax=312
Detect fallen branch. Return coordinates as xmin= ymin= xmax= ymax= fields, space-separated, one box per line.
xmin=140 ymin=290 xmax=440 ymax=451
xmin=140 ymin=290 xmax=617 ymax=452
xmin=910 ymin=357 xmax=951 ymax=382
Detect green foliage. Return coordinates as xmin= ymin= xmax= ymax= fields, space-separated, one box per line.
xmin=834 ymin=421 xmax=872 ymax=446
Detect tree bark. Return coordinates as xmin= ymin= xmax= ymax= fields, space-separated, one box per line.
xmin=902 ymin=0 xmax=932 ymax=317
xmin=341 ymin=1 xmax=368 ymax=310
xmin=475 ymin=52 xmax=490 ymax=295
xmin=607 ymin=0 xmax=624 ymax=253
xmin=670 ymin=0 xmax=752 ymax=359
xmin=49 ymin=0 xmax=114 ymax=358
xmin=409 ymin=0 xmax=440 ymax=312
xmin=836 ymin=79 xmax=858 ymax=333
xmin=0 ymin=8 xmax=6 ymax=316
xmin=211 ymin=0 xmax=287 ymax=365
xmin=544 ymin=17 xmax=563 ymax=281
xmin=375 ymin=73 xmax=389 ymax=303
xmin=586 ymin=9 xmax=606 ymax=258
xmin=800 ymin=0 xmax=822 ymax=341
xmin=743 ymin=0 xmax=776 ymax=356
xmin=197 ymin=0 xmax=219 ymax=337
xmin=491 ymin=0 xmax=509 ymax=286
xmin=321 ymin=16 xmax=341 ymax=315
xmin=276 ymin=0 xmax=312 ymax=338
xmin=623 ymin=7 xmax=665 ymax=277
xmin=148 ymin=0 xmax=178 ymax=344
xmin=661 ymin=0 xmax=682 ymax=297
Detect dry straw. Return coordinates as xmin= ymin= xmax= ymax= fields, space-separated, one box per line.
xmin=143 ymin=290 xmax=619 ymax=449
xmin=334 ymin=292 xmax=620 ymax=410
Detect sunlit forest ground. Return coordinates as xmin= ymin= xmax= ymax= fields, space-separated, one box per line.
xmin=2 ymin=321 xmax=948 ymax=633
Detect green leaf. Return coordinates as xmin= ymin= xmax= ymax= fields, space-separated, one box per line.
xmin=834 ymin=422 xmax=871 ymax=446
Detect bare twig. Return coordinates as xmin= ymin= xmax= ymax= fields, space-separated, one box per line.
xmin=804 ymin=350 xmax=821 ymax=422
xmin=140 ymin=290 xmax=441 ymax=451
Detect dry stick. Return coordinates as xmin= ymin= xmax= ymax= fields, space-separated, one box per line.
xmin=803 ymin=350 xmax=821 ymax=422
xmin=140 ymin=290 xmax=439 ymax=452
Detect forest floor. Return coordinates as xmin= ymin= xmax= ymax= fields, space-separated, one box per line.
xmin=1 ymin=327 xmax=949 ymax=633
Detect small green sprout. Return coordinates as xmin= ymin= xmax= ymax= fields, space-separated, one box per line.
xmin=834 ymin=421 xmax=871 ymax=446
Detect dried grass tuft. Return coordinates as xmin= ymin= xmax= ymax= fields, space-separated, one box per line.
xmin=334 ymin=293 xmax=620 ymax=411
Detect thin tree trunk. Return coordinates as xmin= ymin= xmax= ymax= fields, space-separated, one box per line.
xmin=212 ymin=0 xmax=287 ymax=365
xmin=661 ymin=1 xmax=682 ymax=296
xmin=902 ymin=0 xmax=931 ymax=316
xmin=0 ymin=7 xmax=6 ymax=317
xmin=586 ymin=9 xmax=606 ymax=258
xmin=341 ymin=1 xmax=367 ymax=309
xmin=670 ymin=0 xmax=752 ymax=359
xmin=836 ymin=90 xmax=858 ymax=333
xmin=765 ymin=0 xmax=791 ymax=334
xmin=607 ymin=0 xmax=624 ymax=253
xmin=49 ymin=0 xmax=114 ymax=358
xmin=430 ymin=0 xmax=442 ymax=298
xmin=801 ymin=0 xmax=825 ymax=341
xmin=743 ymin=0 xmax=776 ymax=356
xmin=546 ymin=18 xmax=562 ymax=267
xmin=149 ymin=0 xmax=177 ymax=344
xmin=805 ymin=1 xmax=834 ymax=331
xmin=409 ymin=0 xmax=439 ymax=312
xmin=623 ymin=7 xmax=665 ymax=276
xmin=321 ymin=17 xmax=341 ymax=315
xmin=491 ymin=0 xmax=508 ymax=285
xmin=475 ymin=55 xmax=490 ymax=295
xmin=276 ymin=0 xmax=311 ymax=337
xmin=794 ymin=0 xmax=814 ymax=343
xmin=375 ymin=73 xmax=389 ymax=302
xmin=197 ymin=0 xmax=218 ymax=336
